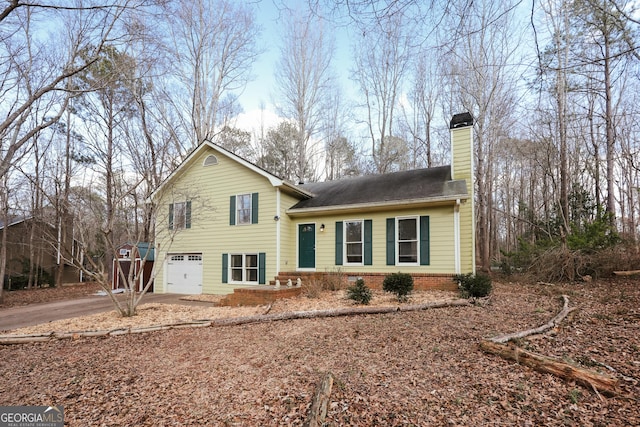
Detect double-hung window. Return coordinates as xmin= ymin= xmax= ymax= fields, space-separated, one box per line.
xmin=386 ymin=215 xmax=429 ymax=266
xmin=230 ymin=253 xmax=258 ymax=283
xmin=335 ymin=220 xmax=372 ymax=266
xmin=168 ymin=201 xmax=191 ymax=230
xmin=230 ymin=193 xmax=258 ymax=225
xmin=397 ymin=217 xmax=418 ymax=264
xmin=236 ymin=194 xmax=252 ymax=225
xmin=345 ymin=220 xmax=363 ymax=264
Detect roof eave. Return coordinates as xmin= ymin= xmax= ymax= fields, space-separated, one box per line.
xmin=286 ymin=194 xmax=470 ymax=217
xmin=147 ymin=141 xmax=313 ymax=202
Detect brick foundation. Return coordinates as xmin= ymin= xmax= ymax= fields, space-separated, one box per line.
xmin=218 ymin=286 xmax=302 ymax=307
xmin=275 ymin=272 xmax=458 ymax=292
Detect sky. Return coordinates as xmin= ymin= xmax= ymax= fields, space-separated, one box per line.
xmin=234 ymin=0 xmax=355 ymax=134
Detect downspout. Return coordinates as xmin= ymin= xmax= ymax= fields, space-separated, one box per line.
xmin=454 ymin=199 xmax=461 ymax=274
xmin=276 ymin=188 xmax=281 ymax=276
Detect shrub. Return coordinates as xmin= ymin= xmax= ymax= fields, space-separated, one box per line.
xmin=302 ymin=278 xmax=323 ymax=299
xmin=382 ymin=272 xmax=414 ymax=302
xmin=301 ymin=269 xmax=347 ymax=298
xmin=346 ymin=278 xmax=372 ymax=305
xmin=453 ymin=273 xmax=492 ymax=298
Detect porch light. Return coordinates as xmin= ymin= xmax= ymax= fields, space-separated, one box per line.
xmin=320 ymin=224 xmax=325 ymax=232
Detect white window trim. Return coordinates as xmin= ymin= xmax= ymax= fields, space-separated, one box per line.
xmin=396 ymin=216 xmax=419 ymax=266
xmin=173 ymin=201 xmax=187 ymax=230
xmin=229 ymin=253 xmax=259 ymax=284
xmin=236 ymin=193 xmax=252 ymax=225
xmin=344 ymin=219 xmax=364 ymax=266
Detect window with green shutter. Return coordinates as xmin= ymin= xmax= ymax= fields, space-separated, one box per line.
xmin=231 ymin=193 xmax=259 ymax=225
xmin=419 ymin=215 xmax=430 ymax=265
xmin=227 ymin=253 xmax=260 ymax=283
xmin=386 ymin=218 xmax=395 ymax=265
xmin=386 ymin=216 xmax=430 ymax=266
xmin=397 ymin=217 xmax=418 ymax=264
xmin=222 ymin=253 xmax=228 ymax=283
xmin=364 ymin=219 xmax=372 ymax=265
xmin=335 ymin=221 xmax=343 ymax=265
xmin=259 ymin=252 xmax=266 ymax=284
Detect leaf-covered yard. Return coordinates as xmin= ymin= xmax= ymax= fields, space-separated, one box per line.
xmin=0 ymin=279 xmax=638 ymax=426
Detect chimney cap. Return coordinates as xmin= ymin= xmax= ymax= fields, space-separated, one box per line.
xmin=450 ymin=112 xmax=474 ymax=129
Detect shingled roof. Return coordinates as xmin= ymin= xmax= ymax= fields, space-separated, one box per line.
xmin=289 ymin=165 xmax=469 ymax=212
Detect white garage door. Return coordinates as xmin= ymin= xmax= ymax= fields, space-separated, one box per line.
xmin=166 ymin=254 xmax=203 ymax=294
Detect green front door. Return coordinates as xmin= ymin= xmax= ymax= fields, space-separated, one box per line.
xmin=298 ymin=223 xmax=316 ymax=269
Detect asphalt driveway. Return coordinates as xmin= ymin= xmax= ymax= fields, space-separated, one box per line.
xmin=0 ymin=293 xmax=211 ymax=332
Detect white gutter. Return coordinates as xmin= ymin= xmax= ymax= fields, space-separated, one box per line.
xmin=276 ymin=188 xmax=281 ymax=274
xmin=454 ymin=199 xmax=461 ymax=274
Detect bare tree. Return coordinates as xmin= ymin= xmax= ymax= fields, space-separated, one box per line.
xmin=257 ymin=121 xmax=300 ymax=181
xmin=321 ymin=87 xmax=360 ymax=179
xmin=165 ymin=0 xmax=261 ymax=149
xmin=441 ymin=0 xmax=523 ymax=271
xmin=352 ymin=13 xmax=414 ymax=173
xmin=401 ymin=53 xmax=441 ymax=168
xmin=0 ymin=0 xmax=144 ymax=301
xmin=274 ymin=10 xmax=335 ymax=183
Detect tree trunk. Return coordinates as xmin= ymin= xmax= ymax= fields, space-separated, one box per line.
xmin=0 ymin=178 xmax=9 ymax=302
xmin=480 ymin=340 xmax=618 ymax=397
xmin=305 ymin=372 xmax=334 ymax=427
xmin=604 ymin=35 xmax=616 ymax=225
xmin=480 ymin=294 xmax=619 ymax=397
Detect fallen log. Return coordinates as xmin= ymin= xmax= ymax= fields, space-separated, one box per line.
xmin=212 ymin=299 xmax=471 ymax=327
xmin=479 ymin=340 xmax=619 ymax=397
xmin=613 ymin=270 xmax=640 ymax=276
xmin=0 ymin=300 xmax=471 ymax=344
xmin=480 ymin=294 xmax=619 ymax=397
xmin=489 ymin=295 xmax=575 ymax=344
xmin=305 ymin=372 xmax=334 ymax=427
xmin=0 ymin=320 xmax=212 ymax=345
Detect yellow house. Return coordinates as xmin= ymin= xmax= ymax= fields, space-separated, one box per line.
xmin=150 ymin=113 xmax=475 ymax=295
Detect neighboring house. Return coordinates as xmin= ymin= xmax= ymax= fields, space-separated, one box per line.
xmin=0 ymin=216 xmax=80 ymax=288
xmin=112 ymin=243 xmax=155 ymax=292
xmin=150 ymin=113 xmax=475 ymax=295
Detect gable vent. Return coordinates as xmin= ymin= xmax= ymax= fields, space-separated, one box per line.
xmin=203 ymin=155 xmax=218 ymax=166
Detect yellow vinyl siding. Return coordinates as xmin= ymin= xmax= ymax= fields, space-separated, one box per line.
xmin=289 ymin=206 xmax=456 ymax=274
xmin=278 ymin=192 xmax=300 ymax=271
xmin=451 ymin=124 xmax=475 ymax=274
xmin=155 ymin=147 xmax=282 ymax=294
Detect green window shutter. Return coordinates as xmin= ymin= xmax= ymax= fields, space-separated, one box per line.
xmin=222 ymin=253 xmax=228 ymax=283
xmin=259 ymin=252 xmax=266 ymax=284
xmin=251 ymin=193 xmax=259 ymax=224
xmin=420 ymin=215 xmax=430 ymax=265
xmin=229 ymin=196 xmax=236 ymax=225
xmin=168 ymin=203 xmax=174 ymax=230
xmin=335 ymin=221 xmax=343 ymax=265
xmin=386 ymin=218 xmax=395 ymax=265
xmin=185 ymin=201 xmax=192 ymax=229
xmin=364 ymin=219 xmax=372 ymax=265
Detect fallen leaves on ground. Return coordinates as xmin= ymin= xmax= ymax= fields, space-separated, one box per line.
xmin=0 ymin=278 xmax=638 ymax=426
xmin=3 ymin=289 xmax=458 ymax=336
xmin=0 ymin=282 xmax=101 ymax=308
